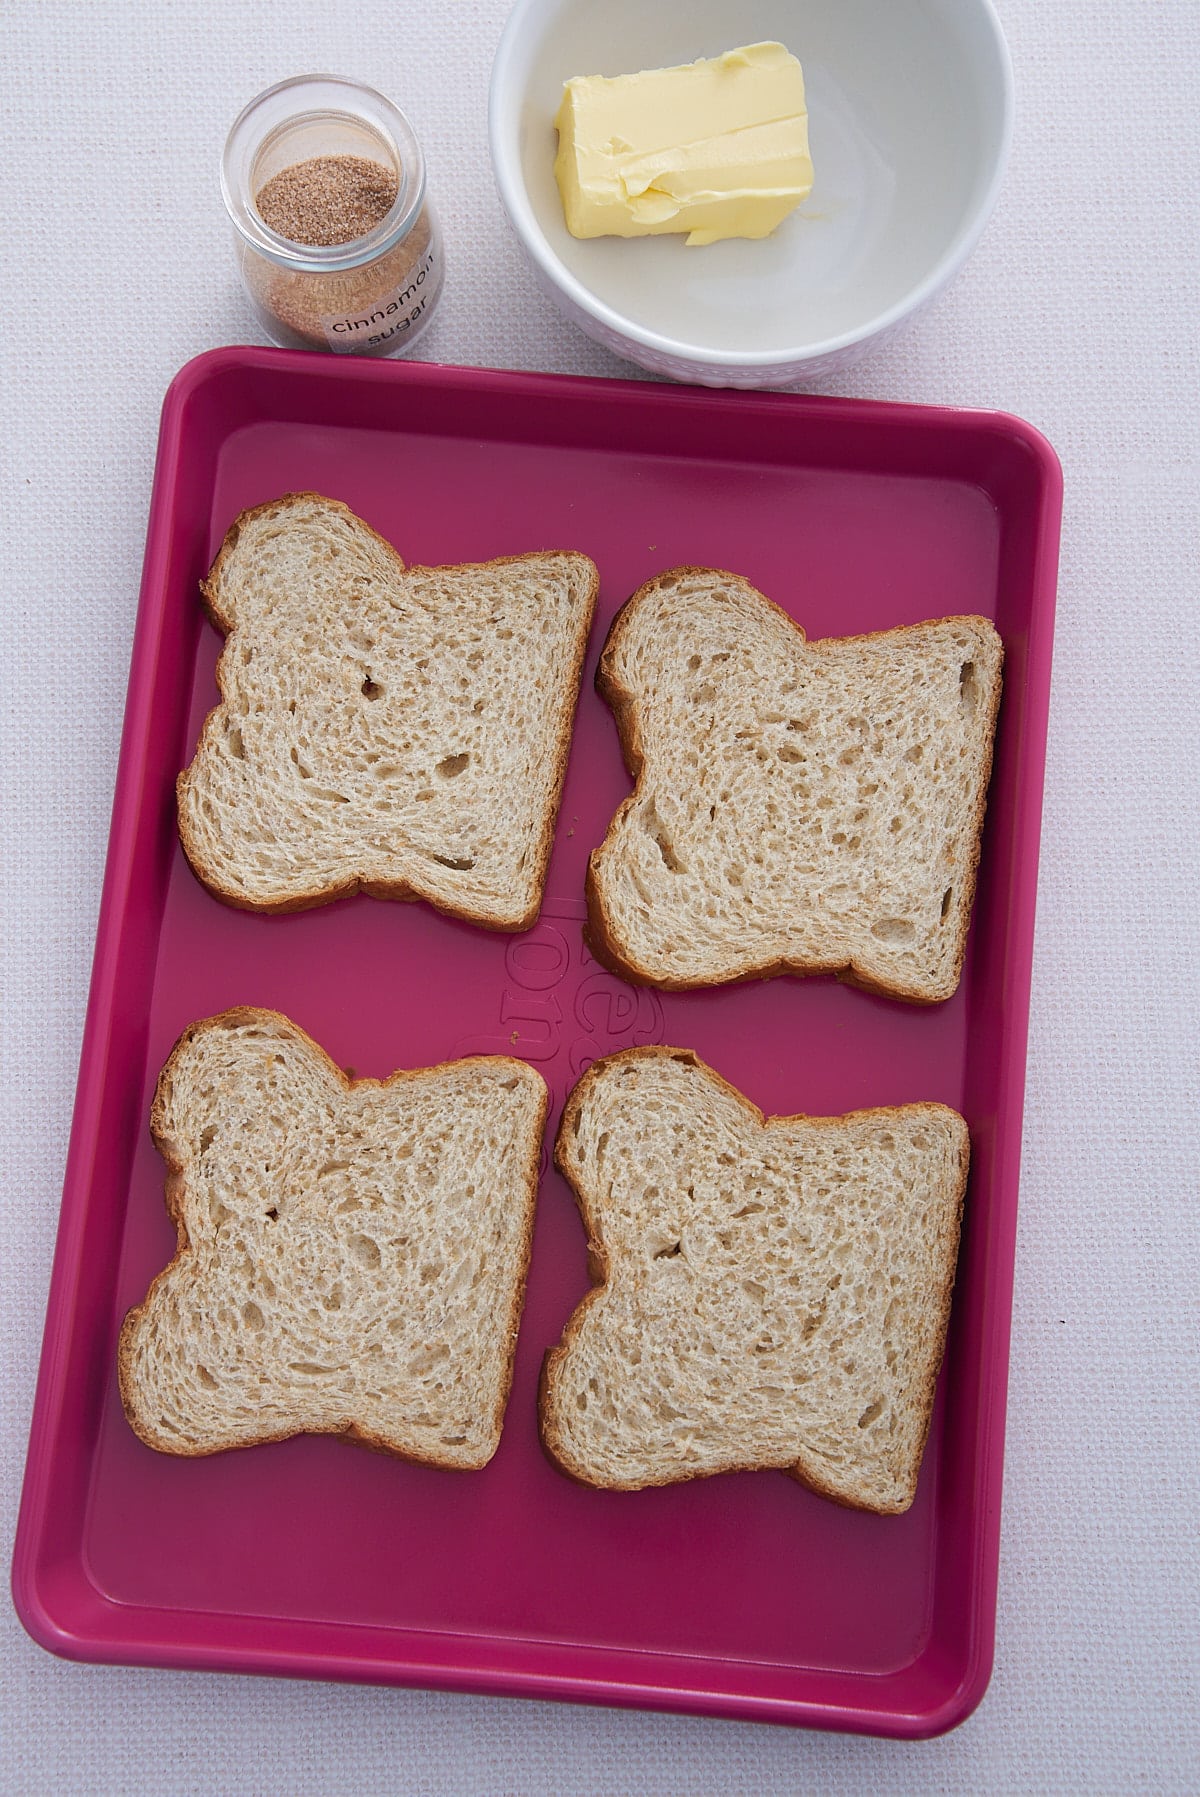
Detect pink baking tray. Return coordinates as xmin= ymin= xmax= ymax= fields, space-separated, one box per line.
xmin=12 ymin=347 xmax=1060 ymax=1737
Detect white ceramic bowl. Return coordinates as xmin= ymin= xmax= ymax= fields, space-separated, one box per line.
xmin=489 ymin=0 xmax=1013 ymax=386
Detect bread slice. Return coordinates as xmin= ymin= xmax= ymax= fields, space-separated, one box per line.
xmin=178 ymin=494 xmax=599 ymax=930
xmin=542 ymin=1047 xmax=969 ymax=1513
xmin=587 ymin=568 xmax=1003 ymax=1002
xmin=118 ymin=1008 xmax=547 ymax=1465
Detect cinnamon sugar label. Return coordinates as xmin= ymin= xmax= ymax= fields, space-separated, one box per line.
xmin=319 ymin=240 xmax=444 ymax=353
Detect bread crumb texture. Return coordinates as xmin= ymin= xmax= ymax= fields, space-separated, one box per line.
xmin=178 ymin=495 xmax=598 ymax=929
xmin=543 ymin=1047 xmax=969 ymax=1513
xmin=118 ymin=1009 xmax=547 ymax=1467
xmin=589 ymin=570 xmax=1003 ymax=1001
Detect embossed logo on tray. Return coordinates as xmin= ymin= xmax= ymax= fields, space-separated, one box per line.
xmin=455 ymin=896 xmax=663 ymax=1083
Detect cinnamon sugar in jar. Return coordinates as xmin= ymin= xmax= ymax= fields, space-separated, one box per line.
xmin=222 ymin=75 xmax=444 ymax=356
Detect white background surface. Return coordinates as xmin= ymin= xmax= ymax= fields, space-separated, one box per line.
xmin=2 ymin=0 xmax=1197 ymax=1790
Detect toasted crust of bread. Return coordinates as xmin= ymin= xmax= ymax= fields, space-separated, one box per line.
xmin=178 ymin=493 xmax=598 ymax=931
xmin=586 ymin=568 xmax=1003 ymax=1003
xmin=541 ymin=1046 xmax=969 ymax=1514
xmin=118 ymin=1007 xmax=548 ymax=1467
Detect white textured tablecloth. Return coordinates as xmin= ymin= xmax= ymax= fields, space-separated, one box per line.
xmin=2 ymin=1 xmax=1198 ymax=1790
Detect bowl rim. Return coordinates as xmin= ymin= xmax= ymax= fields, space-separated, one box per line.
xmin=488 ymin=0 xmax=1015 ymax=371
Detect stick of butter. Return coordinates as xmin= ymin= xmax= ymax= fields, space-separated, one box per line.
xmin=554 ymin=42 xmax=813 ymax=248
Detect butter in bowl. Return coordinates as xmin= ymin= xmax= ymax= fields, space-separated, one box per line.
xmin=554 ymin=42 xmax=813 ymax=248
xmin=489 ymin=0 xmax=1014 ymax=387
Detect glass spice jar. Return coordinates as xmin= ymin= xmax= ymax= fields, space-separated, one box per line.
xmin=221 ymin=74 xmax=445 ymax=357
